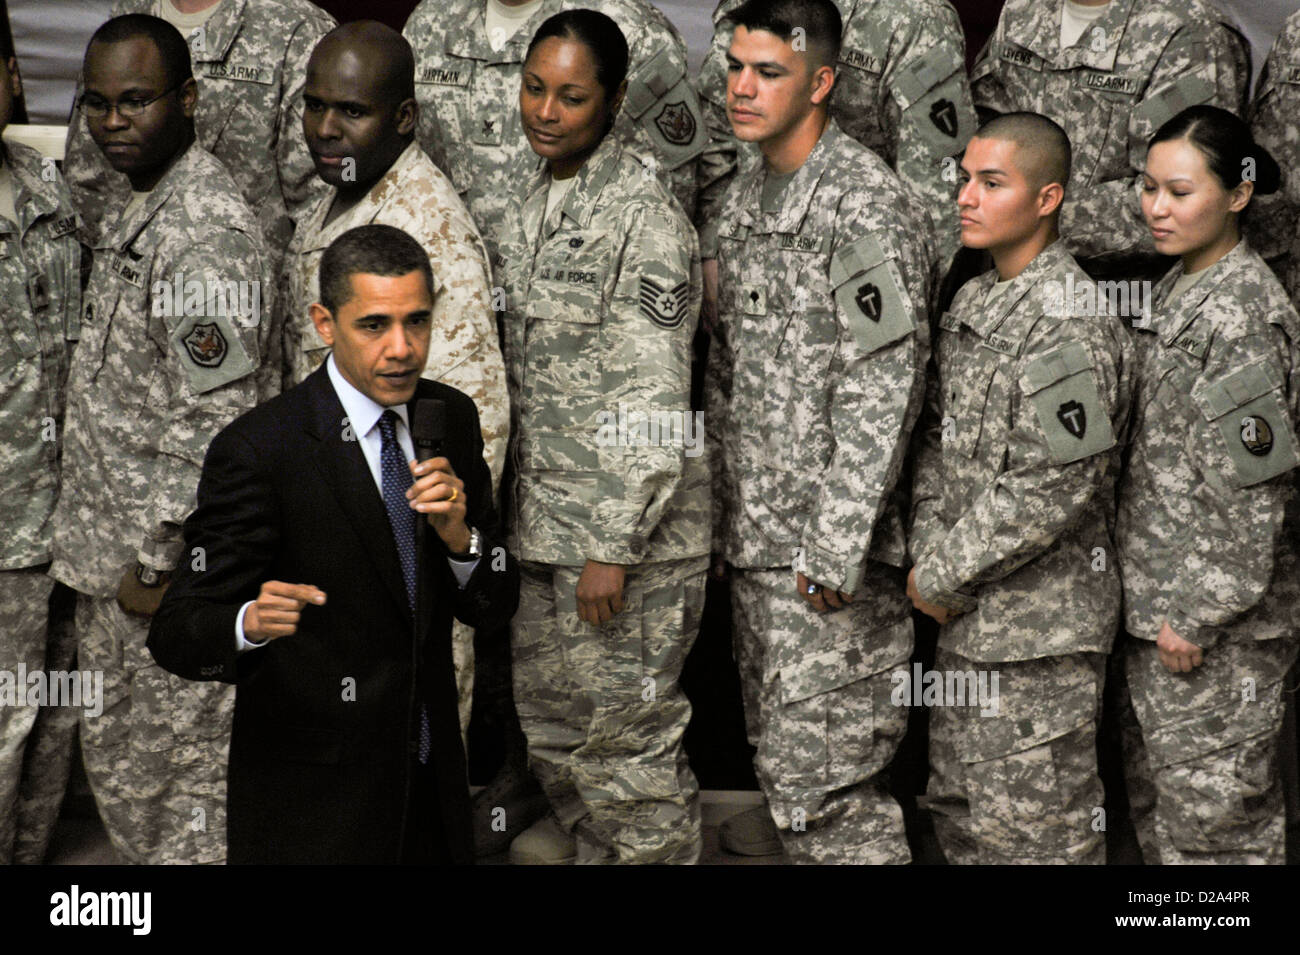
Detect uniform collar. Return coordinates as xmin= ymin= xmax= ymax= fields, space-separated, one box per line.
xmin=105 ymin=141 xmax=202 ymax=251
xmin=142 ymin=0 xmax=247 ymax=63
xmin=445 ymin=0 xmax=559 ymax=65
xmin=1155 ymin=239 xmax=1252 ymax=345
xmin=962 ymin=239 xmax=1075 ymax=341
xmin=524 ymin=132 xmax=622 ymax=240
xmin=1002 ymin=0 xmax=1136 ymax=71
xmin=300 ymin=140 xmax=427 ymax=252
xmin=732 ymin=117 xmax=846 ymax=236
xmin=0 ymin=142 xmax=64 ymax=235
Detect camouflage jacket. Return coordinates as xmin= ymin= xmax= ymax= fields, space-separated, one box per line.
xmin=50 ymin=144 xmax=268 ymax=596
xmin=1248 ymin=9 xmax=1300 ymax=293
xmin=281 ymin=140 xmax=508 ymax=493
xmin=499 ymin=133 xmax=708 ymax=566
xmin=0 ymin=143 xmax=83 ymax=569
xmin=63 ymin=0 xmax=335 ymax=266
xmin=1117 ymin=241 xmax=1300 ymax=650
xmin=972 ymin=0 xmax=1249 ymax=277
xmin=910 ymin=241 xmax=1134 ymax=663
xmin=403 ymin=0 xmax=707 ymax=265
xmin=695 ymin=0 xmax=976 ymax=264
xmin=707 ymin=119 xmax=934 ymax=596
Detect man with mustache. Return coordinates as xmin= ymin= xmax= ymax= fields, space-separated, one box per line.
xmin=63 ymin=0 xmax=335 ymax=273
xmin=280 ymin=20 xmax=508 ymax=740
xmin=48 ymin=13 xmax=268 ymax=864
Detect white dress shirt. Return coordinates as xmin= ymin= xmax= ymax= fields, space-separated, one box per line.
xmin=235 ymin=355 xmax=479 ymax=650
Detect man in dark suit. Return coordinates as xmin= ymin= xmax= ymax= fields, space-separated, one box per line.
xmin=148 ymin=223 xmax=519 ymax=864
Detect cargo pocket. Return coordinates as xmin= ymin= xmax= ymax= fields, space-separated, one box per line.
xmin=1143 ymin=684 xmax=1285 ymax=854
xmin=764 ymin=645 xmax=883 ymax=788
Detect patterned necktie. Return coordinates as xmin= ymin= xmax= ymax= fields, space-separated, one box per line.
xmin=377 ymin=410 xmax=431 ymax=764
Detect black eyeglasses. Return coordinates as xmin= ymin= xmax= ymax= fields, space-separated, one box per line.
xmin=78 ymin=80 xmax=186 ymax=118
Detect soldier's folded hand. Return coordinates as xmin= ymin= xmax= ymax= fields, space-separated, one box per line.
xmin=1156 ymin=620 xmax=1203 ymax=673
xmin=905 ymin=567 xmax=953 ymax=625
xmin=797 ymin=571 xmax=853 ymax=614
xmin=576 ymin=559 xmax=626 ymax=626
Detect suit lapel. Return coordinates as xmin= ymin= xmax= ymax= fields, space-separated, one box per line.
xmin=303 ymin=367 xmax=413 ymax=621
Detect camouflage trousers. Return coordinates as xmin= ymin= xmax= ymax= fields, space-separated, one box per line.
xmin=1118 ymin=633 xmax=1299 ymax=865
xmin=730 ymin=565 xmax=912 ymax=865
xmin=10 ymin=579 xmax=79 ymax=864
xmin=512 ymin=556 xmax=707 ymax=864
xmin=0 ymin=569 xmax=54 ymax=863
xmin=75 ymin=593 xmax=233 ymax=864
xmin=928 ymin=648 xmax=1107 ymax=865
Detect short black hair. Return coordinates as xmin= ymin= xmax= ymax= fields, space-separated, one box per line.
xmin=526 ymin=9 xmax=629 ymax=103
xmin=86 ymin=14 xmax=193 ymax=90
xmin=312 ymin=20 xmax=416 ymax=104
xmin=1148 ymin=104 xmax=1281 ymax=202
xmin=319 ymin=224 xmax=435 ymax=316
xmin=726 ymin=0 xmax=843 ymax=70
xmin=974 ymin=111 xmax=1073 ymax=191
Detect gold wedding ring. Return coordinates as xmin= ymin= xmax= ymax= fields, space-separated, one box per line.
xmin=448 ymin=487 xmax=458 ymax=503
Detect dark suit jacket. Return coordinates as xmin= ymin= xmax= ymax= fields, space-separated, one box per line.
xmin=148 ymin=365 xmax=519 ymax=864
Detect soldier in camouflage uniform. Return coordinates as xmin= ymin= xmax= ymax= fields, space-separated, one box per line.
xmin=695 ymin=0 xmax=976 ymax=269
xmin=48 ymin=16 xmax=268 ymax=864
xmin=971 ymin=0 xmax=1249 ymax=280
xmin=0 ymin=43 xmax=84 ymax=864
xmin=499 ymin=10 xmax=709 ymax=864
xmin=1116 ymin=106 xmax=1300 ymax=865
xmin=64 ymin=0 xmax=335 ymax=272
xmin=908 ymin=113 xmax=1133 ymax=865
xmin=1249 ymin=8 xmax=1300 ymax=301
xmin=282 ymin=21 xmax=509 ymax=737
xmin=403 ymin=0 xmax=707 ymax=268
xmin=707 ymin=0 xmax=934 ymax=864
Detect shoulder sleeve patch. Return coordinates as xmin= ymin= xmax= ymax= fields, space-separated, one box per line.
xmin=1192 ymin=357 xmax=1300 ymax=487
xmin=1135 ymin=70 xmax=1216 ymax=133
xmin=624 ymin=47 xmax=705 ymax=166
xmin=894 ymin=43 xmax=963 ymax=108
xmin=1020 ymin=341 xmax=1116 ymax=464
xmin=830 ymin=234 xmax=916 ymax=355
xmin=168 ymin=312 xmax=256 ymax=394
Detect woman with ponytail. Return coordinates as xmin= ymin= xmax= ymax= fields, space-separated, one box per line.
xmin=1115 ymin=104 xmax=1300 ymax=864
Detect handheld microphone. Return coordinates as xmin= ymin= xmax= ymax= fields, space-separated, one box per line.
xmin=410 ymin=398 xmax=447 ymax=629
xmin=412 ymin=398 xmax=446 ymax=462
xmin=411 ymin=399 xmax=446 ymax=551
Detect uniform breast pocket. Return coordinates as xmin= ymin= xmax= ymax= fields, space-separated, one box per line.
xmin=0 ymin=295 xmax=38 ymax=377
xmin=1069 ymin=80 xmax=1139 ymax=185
xmin=200 ymin=74 xmax=276 ymax=180
xmin=771 ymin=307 xmax=837 ymax=465
xmin=949 ymin=356 xmax=1007 ymax=468
xmin=526 ymin=288 xmax=605 ymax=398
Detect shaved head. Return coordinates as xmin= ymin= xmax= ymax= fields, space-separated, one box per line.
xmin=309 ymin=20 xmax=415 ymax=104
xmin=971 ymin=112 xmax=1072 ymax=193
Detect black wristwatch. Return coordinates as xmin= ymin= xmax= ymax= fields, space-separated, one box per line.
xmin=134 ymin=563 xmax=167 ymax=587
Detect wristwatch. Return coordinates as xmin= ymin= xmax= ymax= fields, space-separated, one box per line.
xmin=134 ymin=563 xmax=166 ymax=587
xmin=451 ymin=526 xmax=482 ymax=560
